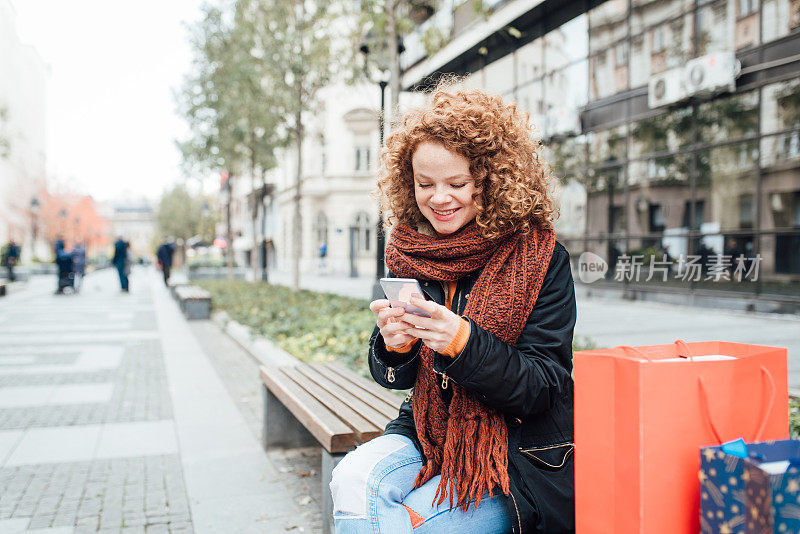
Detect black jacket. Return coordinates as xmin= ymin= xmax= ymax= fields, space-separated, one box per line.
xmin=369 ymin=241 xmax=576 ymax=534
xmin=157 ymin=243 xmax=175 ymax=268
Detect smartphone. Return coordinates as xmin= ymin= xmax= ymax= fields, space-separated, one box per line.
xmin=379 ymin=277 xmax=431 ymax=317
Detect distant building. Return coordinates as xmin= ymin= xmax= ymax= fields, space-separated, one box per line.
xmin=39 ymin=192 xmax=110 ymax=259
xmin=402 ymin=0 xmax=800 ymax=307
xmin=266 ymin=82 xmax=385 ymax=277
xmin=104 ymin=200 xmax=156 ymax=258
xmin=0 ymin=0 xmax=47 ymax=261
xmin=260 ymin=82 xmax=425 ymax=278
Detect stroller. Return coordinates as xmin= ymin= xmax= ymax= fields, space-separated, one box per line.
xmin=55 ymin=247 xmax=74 ymax=294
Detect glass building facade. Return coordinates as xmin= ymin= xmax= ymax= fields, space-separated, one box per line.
xmin=404 ymin=0 xmax=800 ymax=300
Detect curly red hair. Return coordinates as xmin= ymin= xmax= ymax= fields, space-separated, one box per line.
xmin=378 ymin=84 xmax=557 ymax=239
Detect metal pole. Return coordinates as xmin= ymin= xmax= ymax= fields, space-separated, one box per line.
xmin=372 ymin=80 xmax=388 ymax=300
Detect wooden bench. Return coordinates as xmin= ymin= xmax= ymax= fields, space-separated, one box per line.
xmin=167 ymin=273 xmax=190 ymax=300
xmin=174 ymin=285 xmax=211 ymax=320
xmin=260 ymin=361 xmax=403 ymax=534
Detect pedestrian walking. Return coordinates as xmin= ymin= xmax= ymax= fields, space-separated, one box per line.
xmin=318 ymin=242 xmax=327 ymax=274
xmin=1 ymin=239 xmax=20 ymax=282
xmin=72 ymin=243 xmax=86 ymax=292
xmin=112 ymin=237 xmax=130 ymax=292
xmin=54 ymin=240 xmax=74 ymax=294
xmin=329 ymin=86 xmax=576 ymax=533
xmin=156 ymin=240 xmax=175 ymax=286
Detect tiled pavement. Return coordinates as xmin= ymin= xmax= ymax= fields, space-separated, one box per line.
xmin=0 ymin=268 xmax=318 ymax=533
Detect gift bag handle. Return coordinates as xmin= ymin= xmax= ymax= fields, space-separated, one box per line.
xmin=674 ymin=339 xmax=693 ymax=359
xmin=616 ymin=345 xmax=653 ymax=360
xmin=615 ymin=340 xmax=693 ymax=361
xmin=698 ymin=365 xmax=776 ymax=444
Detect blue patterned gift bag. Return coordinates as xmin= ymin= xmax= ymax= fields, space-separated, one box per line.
xmin=700 ymin=439 xmax=800 ymax=534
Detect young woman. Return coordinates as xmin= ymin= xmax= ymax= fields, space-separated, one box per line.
xmin=330 ymin=86 xmax=576 ymax=534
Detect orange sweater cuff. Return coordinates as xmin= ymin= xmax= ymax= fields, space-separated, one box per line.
xmin=440 ymin=318 xmax=470 ymax=358
xmin=386 ymin=338 xmax=417 ymax=353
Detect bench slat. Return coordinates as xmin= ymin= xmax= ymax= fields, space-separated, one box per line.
xmin=320 ymin=362 xmax=404 ymax=414
xmin=175 ymin=285 xmax=211 ymax=300
xmin=296 ymin=364 xmax=394 ymax=434
xmin=282 ymin=365 xmax=383 ymax=444
xmin=260 ymin=366 xmax=354 ymax=453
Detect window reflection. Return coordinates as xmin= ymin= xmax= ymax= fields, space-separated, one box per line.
xmin=697 ymin=91 xmax=759 ymax=143
xmin=547 ymin=15 xmax=588 ymax=71
xmin=695 ymin=143 xmax=758 ymax=233
xmin=515 ymin=38 xmax=545 ymax=86
xmin=630 ymin=107 xmax=693 ymax=157
xmin=631 ymin=0 xmax=692 ymax=35
xmin=762 ymin=81 xmax=800 ymax=135
xmin=432 ymin=0 xmax=800 ymax=294
xmin=762 ymin=0 xmax=799 ymax=43
xmin=589 ymin=0 xmax=628 ymax=53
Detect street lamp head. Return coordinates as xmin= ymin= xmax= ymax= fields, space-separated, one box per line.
xmin=359 ymin=31 xmax=404 ymax=77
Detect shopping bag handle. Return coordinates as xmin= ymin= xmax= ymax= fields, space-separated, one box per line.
xmin=674 ymin=339 xmax=693 ymax=359
xmin=698 ymin=365 xmax=776 ymax=444
xmin=615 ymin=340 xmax=693 ymax=361
xmin=616 ymin=345 xmax=653 ymax=360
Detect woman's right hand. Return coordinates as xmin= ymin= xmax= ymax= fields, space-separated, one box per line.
xmin=369 ymin=299 xmax=417 ymax=348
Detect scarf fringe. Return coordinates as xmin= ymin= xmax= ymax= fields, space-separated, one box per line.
xmin=387 ymin=221 xmax=554 ymax=514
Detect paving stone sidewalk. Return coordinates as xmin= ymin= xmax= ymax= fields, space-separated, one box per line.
xmin=0 ymin=268 xmax=315 ymax=533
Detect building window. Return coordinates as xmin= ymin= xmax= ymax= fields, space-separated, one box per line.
xmin=354 ymin=212 xmax=371 ymax=254
xmin=738 ymin=0 xmax=757 ymax=17
xmin=315 ymin=212 xmax=328 ymax=247
xmin=355 ymin=146 xmax=371 ymax=171
xmin=610 ymin=206 xmax=625 ymax=234
xmin=683 ymin=200 xmax=706 ymax=230
xmin=652 ymin=26 xmax=666 ymax=53
xmin=615 ymin=43 xmax=628 ymax=67
xmin=649 ymin=204 xmax=666 ymax=233
xmin=320 ymin=135 xmax=327 ymax=175
xmin=738 ymin=194 xmax=755 ymax=229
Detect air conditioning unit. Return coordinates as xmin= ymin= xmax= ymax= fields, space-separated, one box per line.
xmin=648 ymin=67 xmax=684 ymax=109
xmin=683 ymin=52 xmax=739 ymax=97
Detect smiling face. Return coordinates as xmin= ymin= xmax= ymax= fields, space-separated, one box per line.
xmin=412 ymin=141 xmax=479 ymax=236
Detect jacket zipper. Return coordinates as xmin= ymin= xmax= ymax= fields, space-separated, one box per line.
xmin=387 ymin=367 xmax=395 ymax=383
xmin=518 ymin=443 xmax=574 ymax=469
xmin=509 ymin=491 xmax=522 ymax=534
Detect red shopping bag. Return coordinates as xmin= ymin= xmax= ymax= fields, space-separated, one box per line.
xmin=574 ymin=340 xmax=788 ymax=534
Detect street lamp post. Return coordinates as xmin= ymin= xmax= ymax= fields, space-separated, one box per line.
xmin=360 ymin=35 xmax=398 ymax=300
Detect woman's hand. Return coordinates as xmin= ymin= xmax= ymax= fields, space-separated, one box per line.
xmin=399 ymin=297 xmax=462 ymax=353
xmin=369 ymin=299 xmax=417 ymax=349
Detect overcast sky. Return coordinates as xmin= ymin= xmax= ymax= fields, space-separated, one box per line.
xmin=12 ymin=0 xmax=205 ymax=202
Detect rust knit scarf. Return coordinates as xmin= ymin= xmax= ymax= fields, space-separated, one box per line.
xmin=384 ymin=220 xmax=555 ymax=511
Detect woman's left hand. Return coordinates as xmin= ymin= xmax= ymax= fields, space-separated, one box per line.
xmin=399 ymin=296 xmax=462 ymax=353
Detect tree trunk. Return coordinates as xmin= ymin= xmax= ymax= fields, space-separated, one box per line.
xmin=250 ymin=134 xmax=260 ymax=283
xmin=292 ymin=82 xmax=303 ymax=292
xmin=226 ymin=175 xmax=233 ymax=281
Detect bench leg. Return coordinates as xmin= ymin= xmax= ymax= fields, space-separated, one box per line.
xmin=321 ymin=450 xmax=345 ymax=534
xmin=261 ymin=384 xmax=317 ymax=450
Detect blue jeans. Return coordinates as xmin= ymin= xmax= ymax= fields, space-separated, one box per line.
xmin=330 ymin=434 xmax=512 ymax=534
xmin=115 ymin=263 xmax=128 ymax=291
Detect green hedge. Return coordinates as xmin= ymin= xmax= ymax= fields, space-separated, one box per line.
xmin=199 ymin=280 xmax=596 ymax=376
xmin=199 ymin=281 xmax=374 ymax=373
